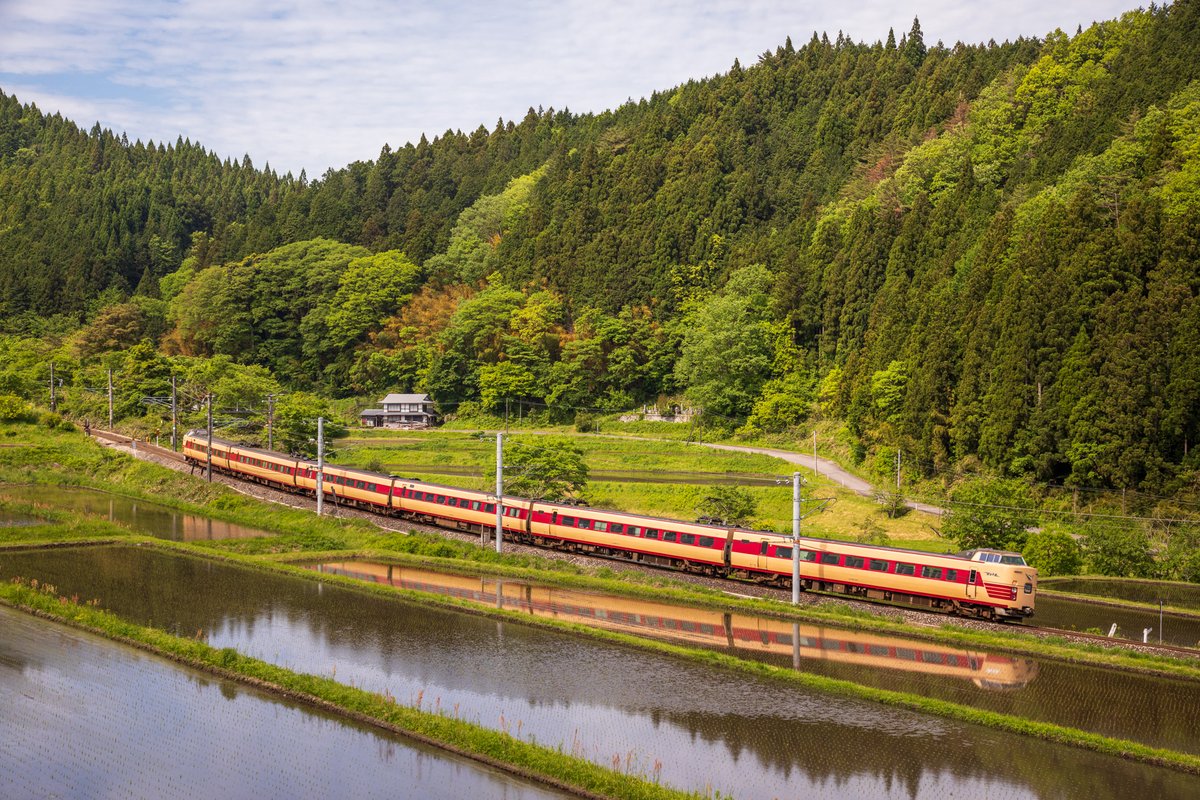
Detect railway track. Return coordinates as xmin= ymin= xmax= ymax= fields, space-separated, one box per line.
xmin=86 ymin=428 xmax=1200 ymax=662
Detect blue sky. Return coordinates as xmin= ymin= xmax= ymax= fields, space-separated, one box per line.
xmin=0 ymin=1 xmax=1143 ymax=176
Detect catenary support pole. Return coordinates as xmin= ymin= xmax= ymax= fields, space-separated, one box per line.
xmin=793 ymin=471 xmax=801 ymax=605
xmin=49 ymin=362 xmax=56 ymax=413
xmin=316 ymin=417 xmax=324 ymax=517
xmin=205 ymin=394 xmax=213 ymax=482
xmin=107 ymin=368 xmax=114 ymax=429
xmin=170 ymin=376 xmax=178 ymax=451
xmin=267 ymin=394 xmax=276 ymax=451
xmin=494 ymin=432 xmax=504 ymax=553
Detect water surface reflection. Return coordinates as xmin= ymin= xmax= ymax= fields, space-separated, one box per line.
xmin=2 ymin=545 xmax=1198 ymax=800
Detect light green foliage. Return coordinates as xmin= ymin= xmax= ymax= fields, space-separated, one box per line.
xmin=695 ymin=485 xmax=757 ymax=527
xmin=478 ymin=361 xmax=540 ymax=411
xmin=424 ymin=168 xmax=545 ymax=285
xmin=1082 ymin=521 xmax=1154 ymax=578
xmin=168 ymin=238 xmax=369 ymax=387
xmin=274 ymin=392 xmax=344 ymax=458
xmin=1022 ymin=526 xmax=1083 ymax=576
xmin=941 ymin=478 xmax=1036 ymax=551
xmin=322 ymin=251 xmax=422 ymax=349
xmin=182 ymin=355 xmax=280 ymax=410
xmin=741 ymin=371 xmax=815 ymax=435
xmin=869 ymin=361 xmax=909 ymax=424
xmin=489 ymin=436 xmax=589 ymax=502
xmin=0 ymin=394 xmax=34 ymax=421
xmin=676 ymin=264 xmax=775 ymax=418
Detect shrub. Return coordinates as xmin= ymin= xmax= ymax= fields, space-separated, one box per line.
xmin=0 ymin=394 xmax=35 ymax=422
xmin=1022 ymin=527 xmax=1083 ymax=576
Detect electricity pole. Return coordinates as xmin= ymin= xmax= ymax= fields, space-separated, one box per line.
xmin=49 ymin=362 xmax=56 ymax=413
xmin=107 ymin=367 xmax=114 ymax=429
xmin=205 ymin=393 xmax=214 ymax=482
xmin=170 ymin=375 xmax=178 ymax=451
xmin=267 ymin=394 xmax=277 ymax=451
xmin=494 ymin=432 xmax=504 ymax=554
xmin=792 ymin=472 xmax=802 ymax=605
xmin=896 ymin=449 xmax=902 ymax=490
xmin=316 ymin=417 xmax=324 ymax=516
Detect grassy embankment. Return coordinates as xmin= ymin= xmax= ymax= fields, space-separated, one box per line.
xmin=335 ymin=427 xmax=949 ymax=549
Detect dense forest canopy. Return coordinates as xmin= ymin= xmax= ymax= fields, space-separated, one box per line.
xmin=2 ymin=2 xmax=1199 ymax=498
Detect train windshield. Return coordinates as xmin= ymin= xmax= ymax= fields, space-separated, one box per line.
xmin=1000 ymin=554 xmax=1027 ymax=566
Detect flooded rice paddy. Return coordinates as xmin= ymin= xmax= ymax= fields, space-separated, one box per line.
xmin=0 ymin=605 xmax=574 ymax=800
xmin=3 ymin=545 xmax=1199 ymax=799
xmin=1042 ymin=577 xmax=1200 ymax=611
xmin=0 ymin=484 xmax=272 ymax=540
xmin=1034 ymin=593 xmax=1200 ymax=649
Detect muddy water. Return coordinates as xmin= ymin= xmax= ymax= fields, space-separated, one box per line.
xmin=0 ymin=605 xmax=573 ymax=800
xmin=2 ymin=546 xmax=1198 ymax=800
xmin=0 ymin=484 xmax=271 ymax=540
xmin=1035 ymin=593 xmax=1200 ymax=649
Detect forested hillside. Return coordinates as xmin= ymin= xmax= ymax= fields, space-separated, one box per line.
xmin=2 ymin=2 xmax=1199 ymax=498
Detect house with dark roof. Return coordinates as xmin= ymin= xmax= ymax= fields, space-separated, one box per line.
xmin=359 ymin=393 xmax=438 ymax=428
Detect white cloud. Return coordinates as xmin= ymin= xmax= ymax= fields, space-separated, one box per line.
xmin=0 ymin=0 xmax=1143 ymax=175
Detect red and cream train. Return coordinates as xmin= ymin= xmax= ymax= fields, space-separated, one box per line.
xmin=183 ymin=431 xmax=1038 ymax=621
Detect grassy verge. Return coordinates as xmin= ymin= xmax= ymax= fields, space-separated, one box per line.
xmin=0 ymin=577 xmax=712 ymax=800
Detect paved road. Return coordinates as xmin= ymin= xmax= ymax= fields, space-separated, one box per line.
xmin=695 ymin=441 xmax=944 ymax=515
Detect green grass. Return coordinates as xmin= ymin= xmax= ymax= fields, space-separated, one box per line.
xmin=331 ymin=427 xmax=947 ymax=547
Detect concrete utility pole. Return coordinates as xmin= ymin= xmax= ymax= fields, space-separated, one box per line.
xmin=812 ymin=430 xmax=818 ymax=477
xmin=49 ymin=362 xmax=56 ymax=413
xmin=205 ymin=393 xmax=214 ymax=482
xmin=267 ymin=394 xmax=277 ymax=451
xmin=316 ymin=417 xmax=325 ymax=516
xmin=494 ymin=432 xmax=504 ymax=554
xmin=107 ymin=368 xmax=114 ymax=429
xmin=792 ymin=472 xmax=802 ymax=606
xmin=896 ymin=450 xmax=902 ymax=490
xmin=170 ymin=376 xmax=178 ymax=451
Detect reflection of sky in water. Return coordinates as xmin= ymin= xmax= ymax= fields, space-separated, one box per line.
xmin=0 ymin=607 xmax=570 ymax=800
xmin=0 ymin=484 xmax=269 ymax=540
xmin=4 ymin=546 xmax=1200 ymax=800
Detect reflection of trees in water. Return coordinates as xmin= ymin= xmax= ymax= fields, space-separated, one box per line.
xmin=4 ymin=546 xmax=1200 ymax=799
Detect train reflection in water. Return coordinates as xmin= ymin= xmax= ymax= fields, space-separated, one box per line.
xmin=309 ymin=561 xmax=1038 ymax=691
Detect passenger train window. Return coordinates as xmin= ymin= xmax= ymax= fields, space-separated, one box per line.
xmin=628 ymin=526 xmax=642 ymax=536
xmin=471 ymin=501 xmax=482 ymax=511
xmin=921 ymin=566 xmax=943 ymax=580
xmin=775 ymin=547 xmax=792 ymax=559
xmin=595 ymin=521 xmax=609 ymax=532
xmin=946 ymin=569 xmax=958 ymax=581
xmin=868 ymin=559 xmax=889 ymax=571
xmin=561 ymin=517 xmax=575 ymax=527
xmin=680 ymin=534 xmax=695 ymax=545
xmin=801 ymin=550 xmax=817 ymax=562
xmin=845 ymin=556 xmax=864 ymax=569
xmin=577 ymin=518 xmax=590 ymax=529
xmin=699 ymin=537 xmax=714 ymax=548
xmin=610 ymin=523 xmax=624 ymax=533
xmin=820 ymin=553 xmax=840 ymax=566
xmin=485 ymin=503 xmax=495 ymax=513
xmin=663 ymin=532 xmax=678 ymax=543
xmin=895 ymin=563 xmax=916 ymax=576
xmin=644 ymin=529 xmax=660 ymax=540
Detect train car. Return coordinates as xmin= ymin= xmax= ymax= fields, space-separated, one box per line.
xmin=735 ymin=534 xmax=1036 ymax=621
xmin=182 ymin=430 xmax=234 ymax=474
xmin=293 ymin=463 xmax=393 ymax=513
xmin=391 ymin=479 xmax=533 ymax=536
xmin=523 ymin=501 xmax=731 ymax=573
xmin=179 ymin=430 xmax=1036 ymax=621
